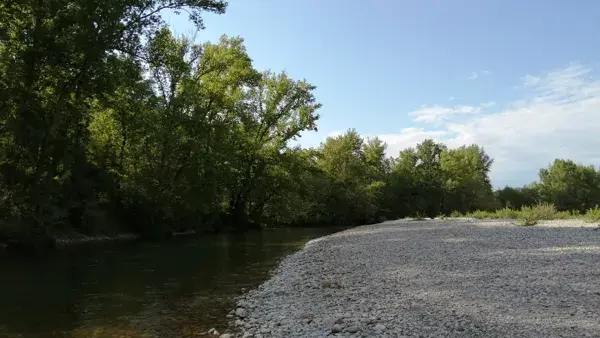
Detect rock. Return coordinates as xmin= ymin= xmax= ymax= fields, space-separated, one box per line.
xmin=219 ymin=334 xmax=232 ymax=338
xmin=236 ymin=308 xmax=247 ymax=318
xmin=207 ymin=328 xmax=217 ymax=335
xmin=347 ymin=325 xmax=360 ymax=333
xmin=374 ymin=323 xmax=386 ymax=333
xmin=242 ymin=334 xmax=254 ymax=338
xmin=331 ymin=324 xmax=343 ymax=333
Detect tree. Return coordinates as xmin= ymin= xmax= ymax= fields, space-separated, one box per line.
xmin=535 ymin=159 xmax=600 ymax=212
xmin=224 ymin=71 xmax=321 ymax=228
xmin=440 ymin=144 xmax=495 ymax=213
xmin=494 ymin=185 xmax=538 ymax=209
xmin=392 ymin=140 xmax=447 ymax=218
xmin=0 ymin=0 xmax=227 ymax=243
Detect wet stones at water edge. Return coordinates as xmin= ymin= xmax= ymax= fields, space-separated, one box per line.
xmin=205 ymin=327 xmax=234 ymax=337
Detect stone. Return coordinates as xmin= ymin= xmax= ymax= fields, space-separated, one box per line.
xmin=374 ymin=323 xmax=386 ymax=333
xmin=236 ymin=308 xmax=247 ymax=318
xmin=347 ymin=325 xmax=360 ymax=333
xmin=331 ymin=324 xmax=343 ymax=333
xmin=219 ymin=334 xmax=232 ymax=338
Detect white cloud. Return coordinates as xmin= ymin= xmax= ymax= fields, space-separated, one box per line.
xmin=468 ymin=70 xmax=492 ymax=80
xmin=410 ymin=101 xmax=494 ymax=124
xmin=467 ymin=70 xmax=492 ymax=80
xmin=327 ymin=130 xmax=344 ymax=138
xmin=448 ymin=96 xmax=455 ymax=101
xmin=377 ymin=128 xmax=449 ymax=157
xmin=380 ymin=63 xmax=600 ymax=187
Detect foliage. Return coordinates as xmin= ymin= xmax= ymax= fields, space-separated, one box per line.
xmin=516 ymin=203 xmax=557 ymax=226
xmin=584 ymin=206 xmax=600 ymax=222
xmin=495 ymin=207 xmax=520 ymax=219
xmin=449 ymin=210 xmax=464 ymax=218
xmin=2 ymin=1 xmax=600 ymax=248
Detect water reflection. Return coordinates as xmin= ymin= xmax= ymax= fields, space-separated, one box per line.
xmin=0 ymin=227 xmax=344 ymax=337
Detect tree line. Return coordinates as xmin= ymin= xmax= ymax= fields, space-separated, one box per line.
xmin=1 ymin=1 xmax=599 ymax=247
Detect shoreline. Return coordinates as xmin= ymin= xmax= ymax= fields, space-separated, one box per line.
xmin=230 ymin=218 xmax=600 ymax=337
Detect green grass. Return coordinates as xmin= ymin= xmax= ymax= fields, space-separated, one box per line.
xmin=445 ymin=203 xmax=589 ymax=226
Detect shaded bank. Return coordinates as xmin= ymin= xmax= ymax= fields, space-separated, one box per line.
xmin=0 ymin=227 xmax=346 ymax=338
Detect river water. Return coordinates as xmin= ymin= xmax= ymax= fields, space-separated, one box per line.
xmin=0 ymin=227 xmax=343 ymax=338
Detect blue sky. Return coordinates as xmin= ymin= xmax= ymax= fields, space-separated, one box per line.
xmin=165 ymin=0 xmax=600 ymax=188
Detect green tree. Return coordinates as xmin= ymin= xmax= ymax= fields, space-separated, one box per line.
xmin=0 ymin=0 xmax=226 ymax=243
xmin=392 ymin=140 xmax=446 ymax=218
xmin=224 ymin=71 xmax=321 ymax=228
xmin=440 ymin=144 xmax=495 ymax=213
xmin=536 ymin=159 xmax=600 ymax=212
xmin=494 ymin=185 xmax=538 ymax=209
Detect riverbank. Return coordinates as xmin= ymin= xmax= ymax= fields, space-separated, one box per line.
xmin=231 ymin=218 xmax=600 ymax=337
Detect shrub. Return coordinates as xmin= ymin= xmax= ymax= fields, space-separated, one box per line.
xmin=412 ymin=211 xmax=426 ymax=221
xmin=495 ymin=207 xmax=519 ymax=219
xmin=584 ymin=206 xmax=600 ymax=222
xmin=467 ymin=210 xmax=495 ymax=219
xmin=449 ymin=210 xmax=463 ymax=218
xmin=555 ymin=210 xmax=578 ymax=219
xmin=517 ymin=203 xmax=557 ymax=226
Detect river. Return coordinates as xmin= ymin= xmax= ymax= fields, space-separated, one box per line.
xmin=0 ymin=227 xmax=344 ymax=338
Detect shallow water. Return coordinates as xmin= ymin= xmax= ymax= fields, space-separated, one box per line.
xmin=0 ymin=227 xmax=343 ymax=338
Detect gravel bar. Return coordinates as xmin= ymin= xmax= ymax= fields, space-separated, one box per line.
xmin=230 ymin=219 xmax=600 ymax=337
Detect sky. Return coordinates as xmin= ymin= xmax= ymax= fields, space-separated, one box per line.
xmin=165 ymin=0 xmax=600 ymax=188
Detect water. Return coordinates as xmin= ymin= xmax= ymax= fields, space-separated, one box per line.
xmin=0 ymin=227 xmax=343 ymax=338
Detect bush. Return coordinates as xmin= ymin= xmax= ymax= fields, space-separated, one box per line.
xmin=467 ymin=210 xmax=495 ymax=219
xmin=555 ymin=210 xmax=578 ymax=219
xmin=495 ymin=207 xmax=519 ymax=219
xmin=449 ymin=210 xmax=463 ymax=218
xmin=517 ymin=203 xmax=557 ymax=226
xmin=412 ymin=211 xmax=426 ymax=221
xmin=584 ymin=206 xmax=600 ymax=222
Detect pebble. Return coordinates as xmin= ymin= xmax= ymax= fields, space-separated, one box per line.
xmin=230 ymin=219 xmax=600 ymax=337
xmin=235 ymin=308 xmax=247 ymax=318
xmin=374 ymin=323 xmax=386 ymax=333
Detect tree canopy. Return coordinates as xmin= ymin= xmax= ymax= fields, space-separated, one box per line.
xmin=1 ymin=1 xmax=599 ymax=248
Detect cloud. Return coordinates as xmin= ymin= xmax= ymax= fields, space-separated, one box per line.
xmin=448 ymin=96 xmax=455 ymax=101
xmin=468 ymin=70 xmax=492 ymax=80
xmin=409 ymin=101 xmax=495 ymax=124
xmin=327 ymin=130 xmax=344 ymax=138
xmin=380 ymin=62 xmax=600 ymax=187
xmin=377 ymin=128 xmax=448 ymax=158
